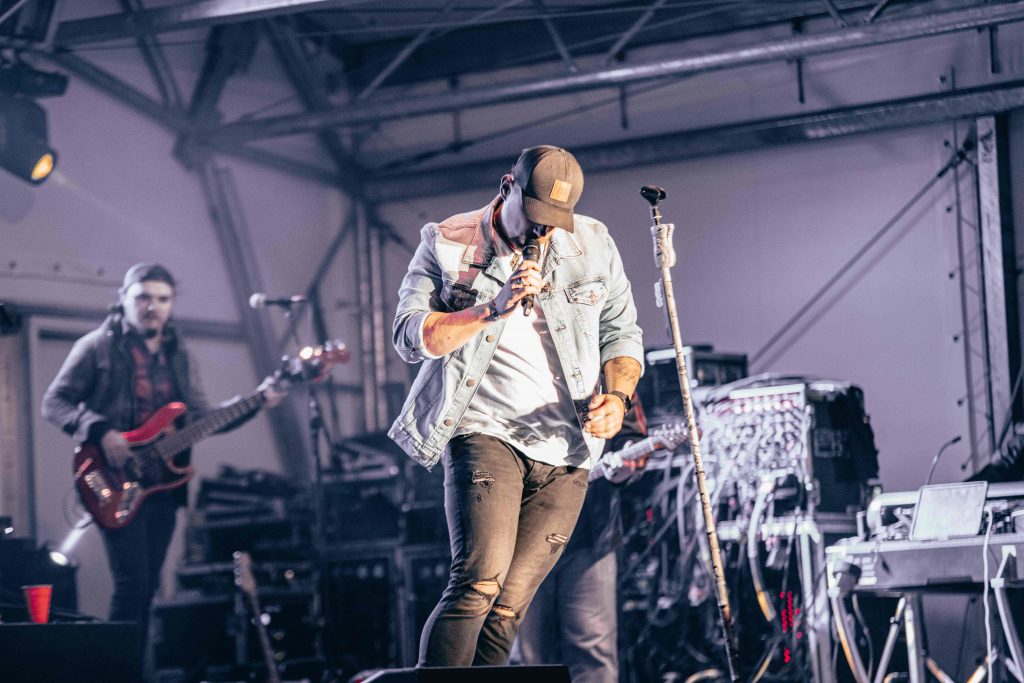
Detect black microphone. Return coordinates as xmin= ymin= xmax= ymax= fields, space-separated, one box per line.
xmin=925 ymin=434 xmax=962 ymax=485
xmin=249 ymin=293 xmax=307 ymax=309
xmin=520 ymin=237 xmax=542 ymax=316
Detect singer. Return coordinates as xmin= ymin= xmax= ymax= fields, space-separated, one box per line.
xmin=389 ymin=145 xmax=644 ymax=667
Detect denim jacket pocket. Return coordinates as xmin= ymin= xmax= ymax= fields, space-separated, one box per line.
xmin=565 ymin=277 xmax=608 ymax=306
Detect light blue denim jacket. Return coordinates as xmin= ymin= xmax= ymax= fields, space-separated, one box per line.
xmin=388 ymin=198 xmax=644 ymax=470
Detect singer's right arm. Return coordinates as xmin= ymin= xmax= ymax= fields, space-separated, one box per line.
xmin=421 ymin=259 xmax=542 ymax=356
xmin=394 ymin=225 xmax=541 ymax=362
xmin=421 ymin=307 xmax=492 ymax=357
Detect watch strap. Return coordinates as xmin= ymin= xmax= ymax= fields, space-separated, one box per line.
xmin=608 ymin=390 xmax=632 ymax=413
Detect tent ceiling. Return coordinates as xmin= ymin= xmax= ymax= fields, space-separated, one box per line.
xmin=4 ymin=0 xmax=1023 ymax=195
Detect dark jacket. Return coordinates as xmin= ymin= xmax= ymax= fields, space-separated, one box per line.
xmin=42 ymin=315 xmax=210 ymax=443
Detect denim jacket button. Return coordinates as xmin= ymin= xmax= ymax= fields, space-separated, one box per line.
xmin=466 ymin=379 xmax=476 ymax=387
xmin=444 ymin=418 xmax=454 ymax=427
xmin=485 ymin=335 xmax=496 ymax=343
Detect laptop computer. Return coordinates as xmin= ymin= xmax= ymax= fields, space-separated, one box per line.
xmin=910 ymin=481 xmax=989 ymax=542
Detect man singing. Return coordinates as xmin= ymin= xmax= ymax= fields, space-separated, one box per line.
xmin=389 ymin=145 xmax=644 ymax=667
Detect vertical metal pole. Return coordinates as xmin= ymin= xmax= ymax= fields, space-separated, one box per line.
xmin=904 ymin=595 xmax=928 ymax=683
xmin=970 ymin=120 xmax=999 ymax=455
xmin=954 ymin=123 xmax=983 ymax=467
xmin=354 ymin=201 xmax=378 ymax=432
xmin=800 ymin=527 xmax=834 ymax=683
xmin=368 ymin=218 xmax=390 ymax=427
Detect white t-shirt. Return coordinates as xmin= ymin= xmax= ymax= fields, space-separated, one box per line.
xmin=455 ymin=253 xmax=590 ymax=468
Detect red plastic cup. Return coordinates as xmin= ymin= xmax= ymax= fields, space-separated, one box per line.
xmin=22 ymin=584 xmax=52 ymax=624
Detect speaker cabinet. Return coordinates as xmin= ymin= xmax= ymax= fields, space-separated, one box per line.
xmin=0 ymin=623 xmax=141 ymax=683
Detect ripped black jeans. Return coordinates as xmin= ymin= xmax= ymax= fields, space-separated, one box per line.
xmin=418 ymin=433 xmax=590 ymax=667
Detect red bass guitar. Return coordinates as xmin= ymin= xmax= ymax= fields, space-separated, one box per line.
xmin=73 ymin=341 xmax=348 ymax=530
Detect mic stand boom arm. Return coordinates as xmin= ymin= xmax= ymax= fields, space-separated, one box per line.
xmin=641 ymin=185 xmax=740 ymax=682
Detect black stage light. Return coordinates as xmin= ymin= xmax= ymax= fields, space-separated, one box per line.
xmin=0 ymin=92 xmax=56 ymax=184
xmin=0 ymin=63 xmax=68 ymax=98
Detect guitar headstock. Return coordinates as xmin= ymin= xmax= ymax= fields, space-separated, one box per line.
xmin=278 ymin=339 xmax=350 ymax=385
xmin=233 ymin=550 xmax=257 ymax=598
xmin=654 ymin=421 xmax=689 ymax=450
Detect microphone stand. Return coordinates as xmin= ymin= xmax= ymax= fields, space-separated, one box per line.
xmin=641 ymin=185 xmax=741 ymax=682
xmin=280 ymin=303 xmax=339 ymax=683
xmin=925 ymin=435 xmax=962 ymax=485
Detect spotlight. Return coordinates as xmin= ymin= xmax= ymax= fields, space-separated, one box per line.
xmin=48 ymin=549 xmax=70 ymax=566
xmin=0 ymin=92 xmax=57 ymax=184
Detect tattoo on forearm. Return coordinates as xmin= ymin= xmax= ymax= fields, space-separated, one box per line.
xmin=605 ymin=357 xmax=642 ymax=391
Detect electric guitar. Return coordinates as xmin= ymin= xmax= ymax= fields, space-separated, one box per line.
xmin=589 ymin=421 xmax=689 ymax=482
xmin=73 ymin=341 xmax=349 ymax=530
xmin=233 ymin=550 xmax=282 ymax=683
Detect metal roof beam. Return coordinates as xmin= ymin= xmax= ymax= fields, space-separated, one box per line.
xmin=54 ymin=0 xmax=374 ymax=46
xmin=532 ymin=0 xmax=577 ymax=73
xmin=42 ymin=51 xmax=342 ymax=188
xmin=263 ymin=17 xmax=365 ymax=195
xmin=602 ymin=0 xmax=670 ymax=66
xmin=363 ymin=79 xmax=1024 ymax=203
xmin=357 ymin=0 xmax=463 ymax=101
xmin=207 ymin=1 xmax=1024 ymax=144
xmin=117 ymin=0 xmax=184 ymax=112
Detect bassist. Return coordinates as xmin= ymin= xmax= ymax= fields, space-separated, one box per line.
xmin=41 ymin=262 xmax=285 ymax=673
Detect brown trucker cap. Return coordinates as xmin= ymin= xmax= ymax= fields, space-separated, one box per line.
xmin=512 ymin=145 xmax=584 ymax=232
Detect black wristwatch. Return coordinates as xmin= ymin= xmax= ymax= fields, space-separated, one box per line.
xmin=608 ymin=390 xmax=632 ymax=413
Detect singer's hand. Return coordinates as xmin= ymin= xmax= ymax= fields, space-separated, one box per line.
xmin=584 ymin=393 xmax=626 ymax=439
xmin=490 ymin=261 xmax=543 ymax=319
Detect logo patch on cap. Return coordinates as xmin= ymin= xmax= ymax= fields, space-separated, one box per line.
xmin=549 ymin=180 xmax=572 ymax=203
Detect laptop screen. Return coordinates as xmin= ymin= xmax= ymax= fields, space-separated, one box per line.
xmin=910 ymin=481 xmax=989 ymax=542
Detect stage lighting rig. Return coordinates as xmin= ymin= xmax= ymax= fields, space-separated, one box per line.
xmin=0 ymin=92 xmax=56 ymax=183
xmin=0 ymin=63 xmax=64 ymax=185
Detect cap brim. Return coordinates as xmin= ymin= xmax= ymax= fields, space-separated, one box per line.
xmin=522 ymin=195 xmax=575 ymax=232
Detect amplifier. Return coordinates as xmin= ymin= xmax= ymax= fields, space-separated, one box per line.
xmin=640 ymin=345 xmax=748 ymax=415
xmin=0 ymin=623 xmax=140 ymax=682
xmin=324 ymin=543 xmax=451 ymax=669
xmin=185 ymin=511 xmax=312 ymax=563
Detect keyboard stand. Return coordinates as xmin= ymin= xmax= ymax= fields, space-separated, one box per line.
xmin=831 ymin=549 xmax=1024 ymax=683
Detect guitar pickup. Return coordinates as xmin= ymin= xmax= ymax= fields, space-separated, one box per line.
xmin=115 ymin=481 xmax=141 ymax=520
xmin=83 ymin=471 xmax=113 ymax=505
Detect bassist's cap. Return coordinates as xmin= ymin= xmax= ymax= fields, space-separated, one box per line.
xmin=121 ymin=263 xmax=176 ymax=292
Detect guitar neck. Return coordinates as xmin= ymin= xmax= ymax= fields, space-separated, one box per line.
xmin=157 ymin=389 xmax=265 ymax=458
xmin=589 ymin=434 xmax=670 ymax=482
xmin=245 ymin=593 xmax=282 ymax=683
